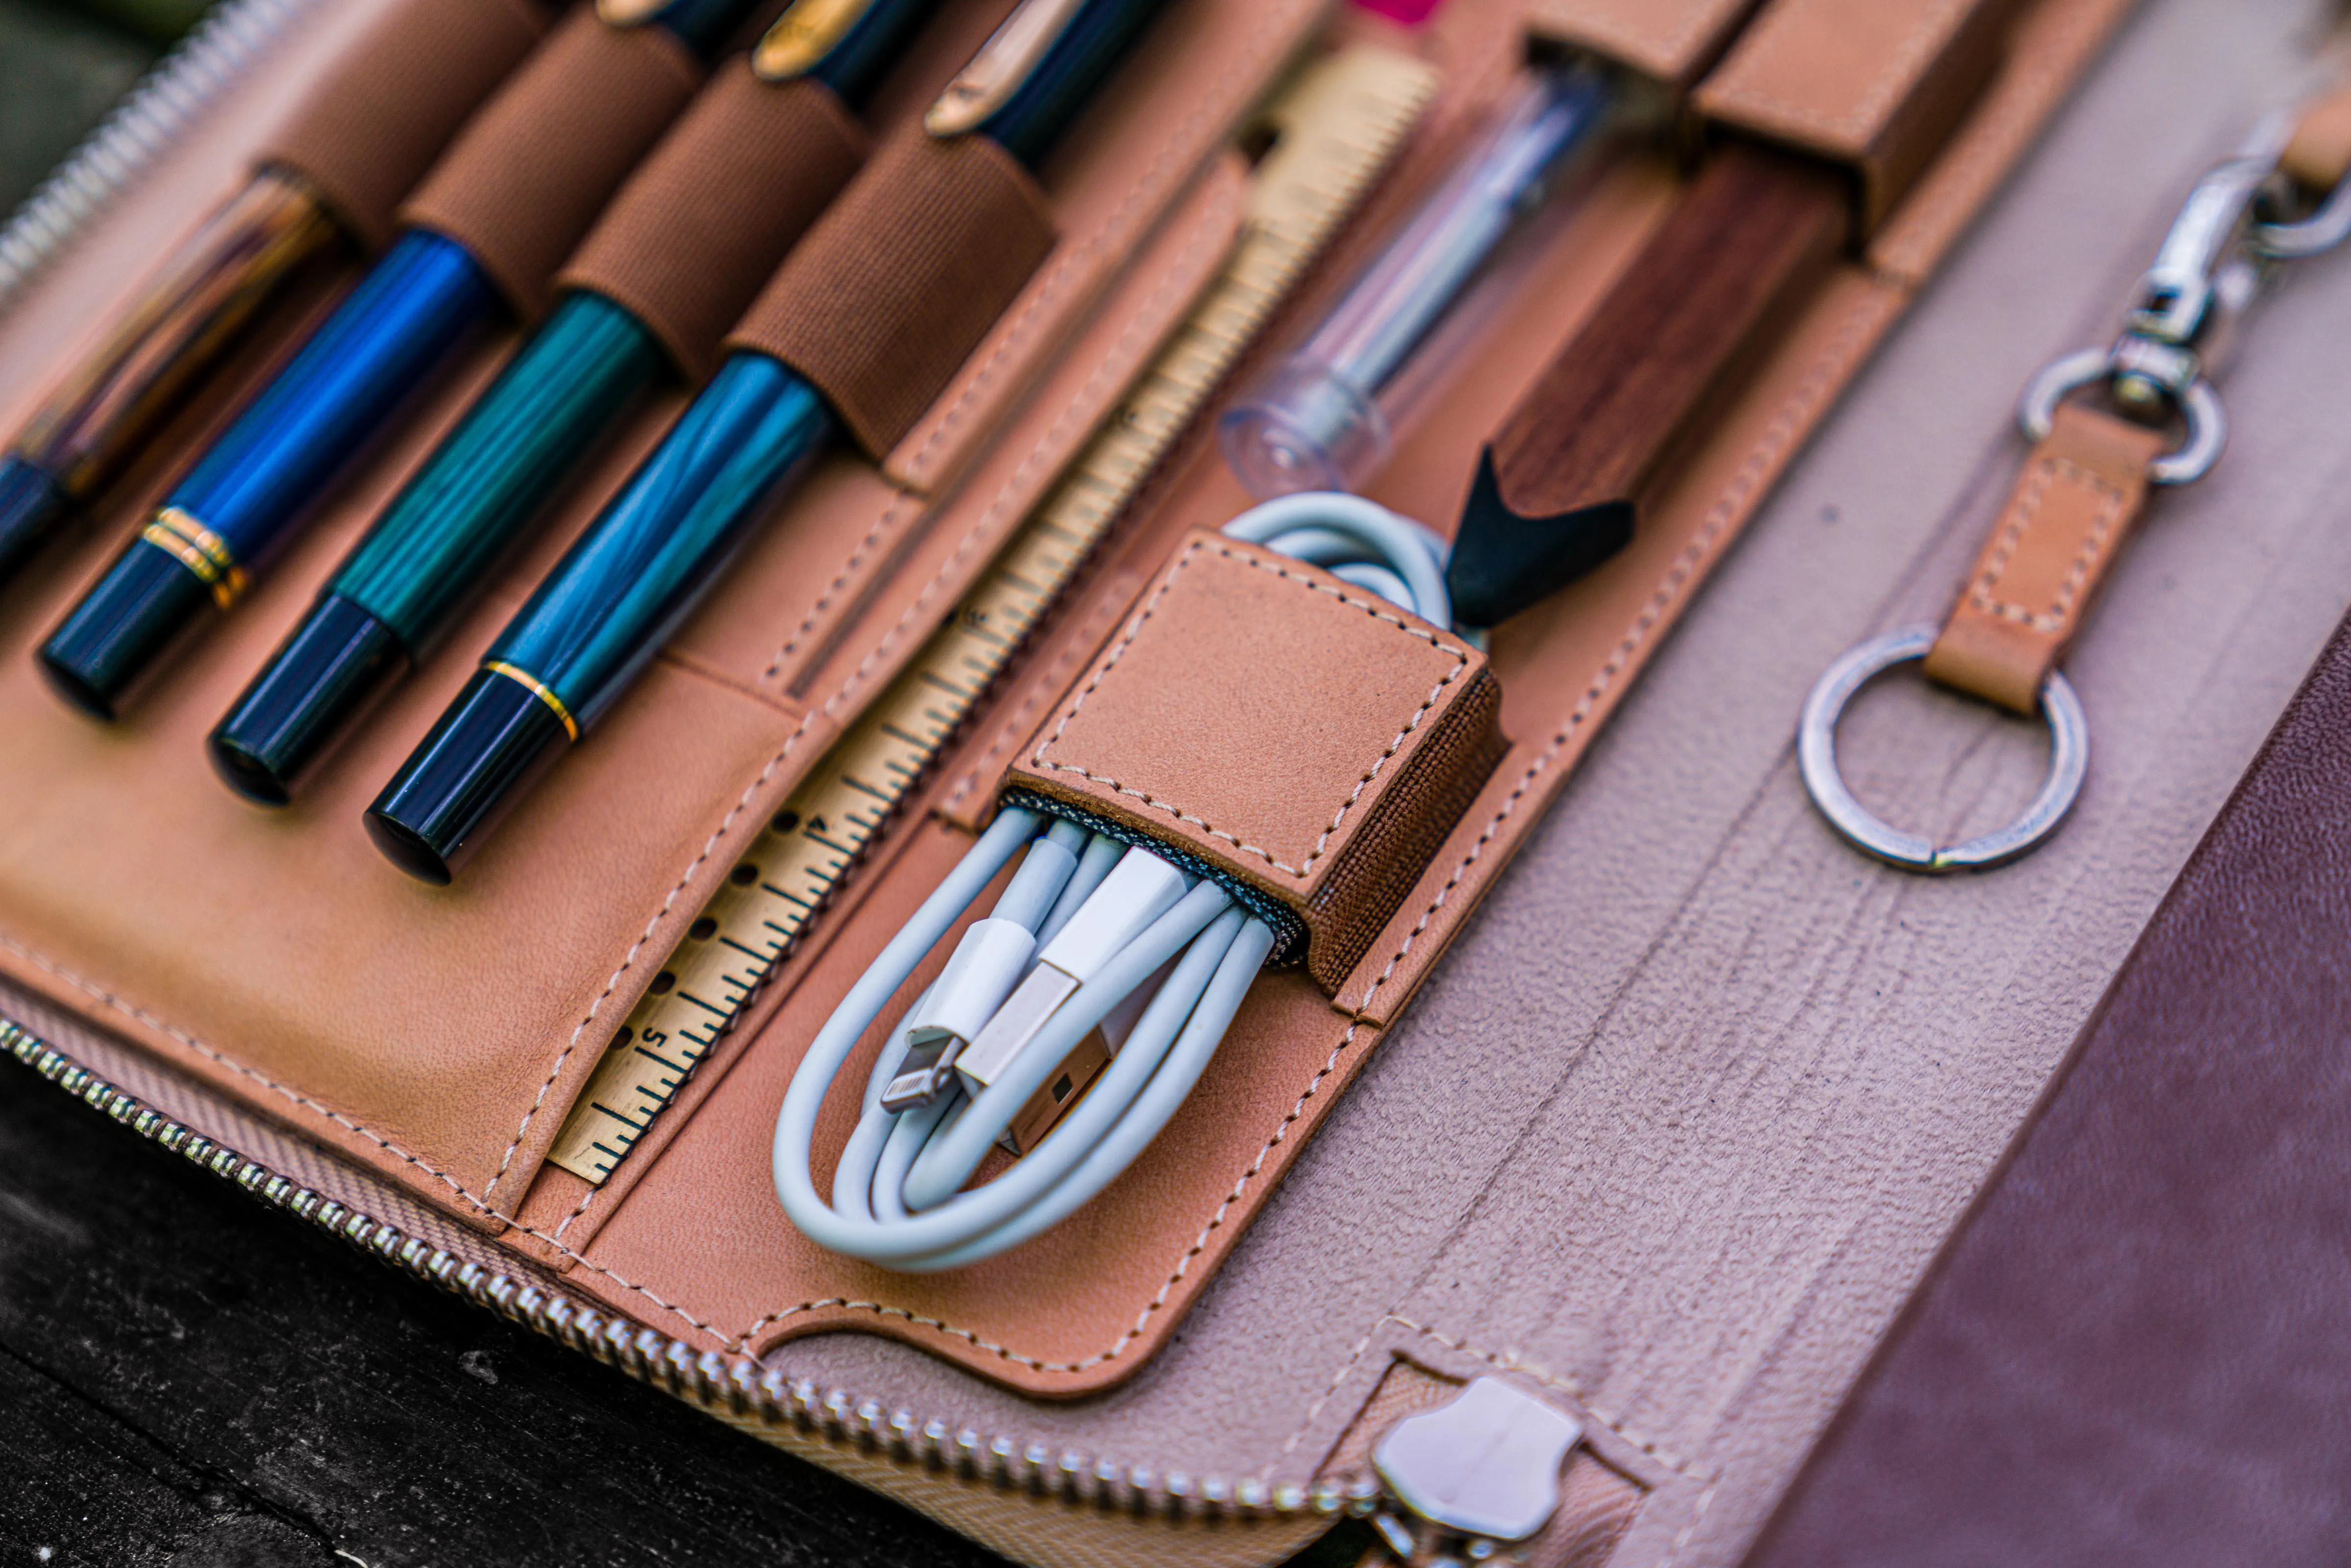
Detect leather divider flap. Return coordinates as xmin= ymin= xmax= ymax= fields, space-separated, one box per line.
xmin=555 ymin=66 xmax=870 ymax=384
xmin=395 ymin=6 xmax=704 ymax=319
xmin=723 ymin=126 xmax=1058 ymax=459
xmin=1523 ymin=0 xmax=1765 ymax=88
xmin=1694 ymin=0 xmax=2031 ymax=230
xmin=252 ymin=0 xmax=551 ymax=254
xmin=1003 ymin=531 xmax=1506 ymax=994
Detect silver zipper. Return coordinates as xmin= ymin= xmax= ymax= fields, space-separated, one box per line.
xmin=0 ymin=0 xmax=325 ymax=317
xmin=1361 ymin=1377 xmax=1586 ymax=1565
xmin=3 ymin=1016 xmax=1374 ymax=1523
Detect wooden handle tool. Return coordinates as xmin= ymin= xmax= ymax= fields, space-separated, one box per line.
xmin=1449 ymin=0 xmax=2028 ymax=627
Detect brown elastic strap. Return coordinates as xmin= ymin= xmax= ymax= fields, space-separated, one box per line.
xmin=396 ymin=8 xmax=702 ymax=319
xmin=252 ymin=0 xmax=550 ymax=253
xmin=724 ymin=127 xmax=1058 ymax=457
xmin=1922 ymin=404 xmax=2170 ymax=713
xmin=2283 ymin=82 xmax=2351 ymax=195
xmin=555 ymin=68 xmax=868 ymax=383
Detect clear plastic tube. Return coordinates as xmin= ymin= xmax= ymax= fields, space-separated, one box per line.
xmin=1219 ymin=65 xmax=1615 ymax=498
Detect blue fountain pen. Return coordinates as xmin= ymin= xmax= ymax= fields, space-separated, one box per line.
xmin=38 ymin=0 xmax=766 ymax=720
xmin=368 ymin=0 xmax=1170 ymax=884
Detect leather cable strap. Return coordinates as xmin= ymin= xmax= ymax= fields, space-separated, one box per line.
xmin=1922 ymin=404 xmax=2169 ymax=713
xmin=556 ymin=69 xmax=868 ymax=382
xmin=396 ymin=8 xmax=702 ymax=319
xmin=724 ymin=126 xmax=1059 ymax=458
xmin=2283 ymin=81 xmax=2351 ymax=194
xmin=253 ymin=0 xmax=549 ymax=254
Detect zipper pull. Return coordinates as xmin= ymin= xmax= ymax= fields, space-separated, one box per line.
xmin=1364 ymin=1376 xmax=1583 ymax=1564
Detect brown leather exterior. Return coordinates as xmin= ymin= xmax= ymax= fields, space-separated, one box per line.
xmin=1923 ymin=403 xmax=2168 ymax=713
xmin=1522 ymin=0 xmax=1765 ymax=86
xmin=723 ymin=126 xmax=1058 ymax=457
xmin=1696 ymin=0 xmax=2030 ymax=229
xmin=1003 ymin=531 xmax=1504 ymax=992
xmin=2283 ymin=80 xmax=2351 ymax=194
xmin=253 ymin=0 xmax=550 ymax=254
xmin=396 ymin=8 xmax=703 ymax=318
xmin=1744 ymin=606 xmax=2351 ymax=1568
xmin=555 ymin=67 xmax=868 ymax=382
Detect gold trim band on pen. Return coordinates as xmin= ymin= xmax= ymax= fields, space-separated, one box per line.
xmin=484 ymin=661 xmax=581 ymax=742
xmin=141 ymin=506 xmax=247 ymax=609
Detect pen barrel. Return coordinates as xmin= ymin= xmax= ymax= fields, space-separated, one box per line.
xmin=164 ymin=231 xmax=502 ymax=573
xmin=487 ymin=353 xmax=833 ymax=728
xmin=12 ymin=174 xmax=342 ymax=505
xmin=333 ymin=293 xmax=668 ymax=655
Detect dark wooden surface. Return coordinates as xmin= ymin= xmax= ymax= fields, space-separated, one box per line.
xmin=0 ymin=1049 xmax=1020 ymax=1568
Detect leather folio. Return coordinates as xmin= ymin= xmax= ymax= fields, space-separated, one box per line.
xmin=6 ymin=0 xmax=2339 ymax=1563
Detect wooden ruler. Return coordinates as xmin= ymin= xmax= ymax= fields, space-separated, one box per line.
xmin=547 ymin=45 xmax=1440 ymax=1184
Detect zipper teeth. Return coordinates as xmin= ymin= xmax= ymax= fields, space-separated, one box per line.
xmin=2 ymin=1018 xmax=1371 ymax=1524
xmin=0 ymin=0 xmax=324 ymax=317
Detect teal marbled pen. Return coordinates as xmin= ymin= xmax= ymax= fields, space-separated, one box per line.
xmin=210 ymin=0 xmax=941 ymax=805
xmin=367 ymin=0 xmax=1171 ymax=883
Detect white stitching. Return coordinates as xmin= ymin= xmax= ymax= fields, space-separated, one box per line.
xmin=1028 ymin=541 xmax=1473 ymax=880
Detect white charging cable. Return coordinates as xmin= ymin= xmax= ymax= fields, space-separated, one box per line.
xmin=772 ymin=494 xmax=1448 ymax=1269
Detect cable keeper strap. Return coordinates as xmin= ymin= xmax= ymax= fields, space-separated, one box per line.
xmin=1004 ymin=530 xmax=1507 ymax=995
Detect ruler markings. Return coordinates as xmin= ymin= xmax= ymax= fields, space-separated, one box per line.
xmin=546 ymin=48 xmax=1439 ymax=1184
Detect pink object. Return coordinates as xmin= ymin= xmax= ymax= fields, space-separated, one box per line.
xmin=1352 ymin=0 xmax=1446 ymax=24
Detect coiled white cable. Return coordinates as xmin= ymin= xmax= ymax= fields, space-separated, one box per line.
xmin=773 ymin=493 xmax=1447 ymax=1268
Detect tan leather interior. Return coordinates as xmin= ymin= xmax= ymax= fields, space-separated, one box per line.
xmin=1004 ymin=529 xmax=1504 ymax=990
xmin=0 ymin=0 xmax=2252 ymax=1563
xmin=1923 ymin=402 xmax=2169 ymax=712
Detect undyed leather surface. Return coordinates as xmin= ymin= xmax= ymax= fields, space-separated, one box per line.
xmin=1744 ymin=608 xmax=2351 ymax=1567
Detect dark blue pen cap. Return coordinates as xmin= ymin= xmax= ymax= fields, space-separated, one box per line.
xmin=211 ymin=594 xmax=411 ymax=806
xmin=365 ymin=666 xmax=570 ymax=884
xmin=0 ymin=455 xmax=69 ymax=585
xmin=39 ymin=536 xmax=218 ymax=721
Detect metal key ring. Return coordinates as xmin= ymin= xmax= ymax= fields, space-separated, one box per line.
xmin=2016 ymin=348 xmax=2227 ymax=485
xmin=1798 ymin=625 xmax=2090 ymax=873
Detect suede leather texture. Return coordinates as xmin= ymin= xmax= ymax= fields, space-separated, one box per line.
xmin=1743 ymin=613 xmax=2351 ymax=1567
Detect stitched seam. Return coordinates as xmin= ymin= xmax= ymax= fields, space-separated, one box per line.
xmin=1657 ymin=1472 xmax=1725 ymax=1568
xmin=758 ymin=494 xmax=915 ymax=686
xmin=15 ymin=186 xmax=1887 ymax=1394
xmin=734 ymin=1020 xmax=1370 ymax=1366
xmin=648 ymin=286 xmax=1893 ymax=1372
xmin=940 ymin=592 xmax=1125 ymax=812
xmin=0 ymin=931 xmax=497 ymax=1216
xmin=752 ymin=191 xmax=1229 ymax=690
xmin=1960 ymin=454 xmax=2130 ymax=631
xmin=554 ymin=198 xmax=1235 ymax=1241
xmin=1714 ymin=0 xmax=1967 ymax=144
xmin=1264 ymin=1314 xmax=1713 ymax=1485
xmin=483 ymin=708 xmax=825 ymax=1203
xmin=1346 ymin=286 xmax=1886 ymax=1018
xmin=1028 ymin=541 xmax=1472 ymax=881
xmin=898 ymin=3 xmax=1293 ymax=475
